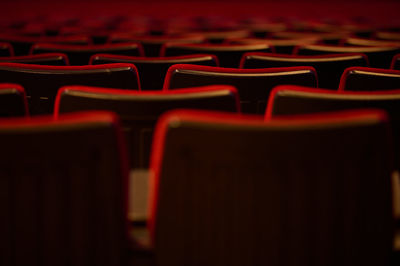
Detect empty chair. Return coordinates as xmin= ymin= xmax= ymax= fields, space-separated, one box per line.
xmin=0 ymin=83 xmax=28 ymax=117
xmin=272 ymin=31 xmax=350 ymax=45
xmin=295 ymin=44 xmax=400 ymax=68
xmin=108 ymin=34 xmax=205 ymax=57
xmin=0 ymin=111 xmax=129 ymax=266
xmin=164 ymin=64 xmax=317 ymax=114
xmin=241 ymin=53 xmax=368 ymax=90
xmin=161 ymin=43 xmax=272 ymax=67
xmin=0 ymin=34 xmax=90 ymax=56
xmin=376 ymin=31 xmax=400 ymax=41
xmin=90 ymin=53 xmax=218 ymax=90
xmin=55 ymin=85 xmax=240 ymax=168
xmin=392 ymin=54 xmax=400 ymax=70
xmin=242 ymin=21 xmax=287 ymax=38
xmin=230 ymin=37 xmax=317 ymax=54
xmin=149 ymin=109 xmax=393 ymax=266
xmin=188 ymin=29 xmax=250 ymax=43
xmin=0 ymin=53 xmax=69 ymax=65
xmin=31 ymin=43 xmax=144 ymax=65
xmin=266 ymin=85 xmax=400 ymax=169
xmin=267 ymin=85 xmax=400 ymax=117
xmin=339 ymin=67 xmax=400 ymax=91
xmin=0 ymin=42 xmax=13 ymax=56
xmin=343 ymin=37 xmax=400 ymax=47
xmin=0 ymin=63 xmax=140 ymax=114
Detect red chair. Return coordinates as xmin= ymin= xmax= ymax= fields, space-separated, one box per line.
xmin=392 ymin=54 xmax=400 ymax=70
xmin=376 ymin=31 xmax=400 ymax=41
xmin=161 ymin=43 xmax=272 ymax=68
xmin=339 ymin=67 xmax=400 ymax=91
xmin=55 ymin=85 xmax=240 ymax=168
xmin=188 ymin=29 xmax=250 ymax=43
xmin=266 ymin=85 xmax=400 ymax=171
xmin=241 ymin=52 xmax=368 ymax=90
xmin=343 ymin=37 xmax=400 ymax=47
xmin=0 ymin=53 xmax=69 ymax=65
xmin=149 ymin=108 xmax=393 ymax=266
xmin=0 ymin=111 xmax=129 ymax=266
xmin=230 ymin=37 xmax=317 ymax=54
xmin=164 ymin=64 xmax=317 ymax=114
xmin=31 ymin=42 xmax=144 ymax=65
xmin=0 ymin=42 xmax=14 ymax=57
xmin=0 ymin=63 xmax=140 ymax=114
xmin=108 ymin=34 xmax=205 ymax=57
xmin=0 ymin=34 xmax=90 ymax=55
xmin=0 ymin=83 xmax=28 ymax=117
xmin=295 ymin=44 xmax=400 ymax=69
xmin=90 ymin=53 xmax=218 ymax=90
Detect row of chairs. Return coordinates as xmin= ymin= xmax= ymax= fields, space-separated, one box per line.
xmin=0 ymin=40 xmax=399 ymax=68
xmin=0 ymin=107 xmax=397 ymax=266
xmin=1 ymin=10 xmax=400 ymax=266
xmin=0 ymin=61 xmax=399 ymax=115
xmin=4 ymin=81 xmax=400 ymax=172
xmin=2 ymin=13 xmax=394 ymax=37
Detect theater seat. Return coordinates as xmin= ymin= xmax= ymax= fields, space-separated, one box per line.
xmin=266 ymin=85 xmax=400 ymax=170
xmin=161 ymin=43 xmax=272 ymax=67
xmin=108 ymin=34 xmax=205 ymax=57
xmin=189 ymin=29 xmax=250 ymax=43
xmin=0 ymin=42 xmax=13 ymax=56
xmin=164 ymin=64 xmax=317 ymax=114
xmin=295 ymin=44 xmax=400 ymax=68
xmin=90 ymin=54 xmax=218 ymax=90
xmin=392 ymin=54 xmax=400 ymax=70
xmin=55 ymin=85 xmax=240 ymax=168
xmin=339 ymin=67 xmax=400 ymax=91
xmin=230 ymin=37 xmax=317 ymax=54
xmin=149 ymin=109 xmax=393 ymax=266
xmin=343 ymin=37 xmax=400 ymax=47
xmin=0 ymin=111 xmax=129 ymax=266
xmin=0 ymin=53 xmax=69 ymax=65
xmin=0 ymin=83 xmax=28 ymax=117
xmin=376 ymin=31 xmax=400 ymax=41
xmin=241 ymin=53 xmax=368 ymax=90
xmin=0 ymin=34 xmax=90 ymax=56
xmin=31 ymin=42 xmax=144 ymax=65
xmin=0 ymin=63 xmax=140 ymax=114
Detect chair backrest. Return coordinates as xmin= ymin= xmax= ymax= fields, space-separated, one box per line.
xmin=0 ymin=62 xmax=140 ymax=115
xmin=229 ymin=37 xmax=317 ymax=54
xmin=161 ymin=43 xmax=271 ymax=67
xmin=244 ymin=22 xmax=287 ymax=38
xmin=343 ymin=37 xmax=400 ymax=47
xmin=188 ymin=29 xmax=250 ymax=43
xmin=0 ymin=34 xmax=90 ymax=56
xmin=31 ymin=43 xmax=144 ymax=65
xmin=149 ymin=109 xmax=393 ymax=266
xmin=0 ymin=53 xmax=69 ymax=65
xmin=90 ymin=54 xmax=218 ymax=90
xmin=272 ymin=31 xmax=349 ymax=45
xmin=0 ymin=42 xmax=13 ymax=56
xmin=0 ymin=111 xmax=129 ymax=266
xmin=108 ymin=34 xmax=205 ymax=57
xmin=267 ymin=85 xmax=400 ymax=117
xmin=376 ymin=31 xmax=400 ymax=41
xmin=295 ymin=44 xmax=400 ymax=68
xmin=164 ymin=64 xmax=317 ymax=114
xmin=0 ymin=83 xmax=28 ymax=117
xmin=266 ymin=85 xmax=400 ymax=169
xmin=392 ymin=54 xmax=400 ymax=70
xmin=241 ymin=52 xmax=368 ymax=90
xmin=55 ymin=85 xmax=240 ymax=168
xmin=339 ymin=67 xmax=400 ymax=91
